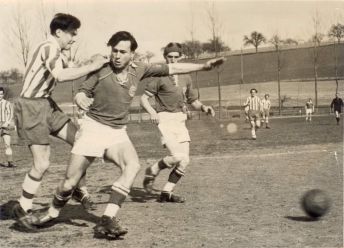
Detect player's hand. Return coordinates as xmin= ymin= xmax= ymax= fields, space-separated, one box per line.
xmin=75 ymin=92 xmax=94 ymax=111
xmin=90 ymin=54 xmax=109 ymax=71
xmin=202 ymin=105 xmax=215 ymax=117
xmin=150 ymin=112 xmax=159 ymax=125
xmin=203 ymin=57 xmax=226 ymax=70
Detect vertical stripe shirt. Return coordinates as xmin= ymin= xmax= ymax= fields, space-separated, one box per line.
xmin=0 ymin=99 xmax=12 ymax=123
xmin=261 ymin=99 xmax=271 ymax=110
xmin=244 ymin=95 xmax=262 ymax=111
xmin=20 ymin=36 xmax=66 ymax=98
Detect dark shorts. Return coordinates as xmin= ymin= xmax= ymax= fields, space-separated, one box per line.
xmin=248 ymin=110 xmax=261 ymax=121
xmin=334 ymin=108 xmax=342 ymax=113
xmin=14 ymin=97 xmax=70 ymax=145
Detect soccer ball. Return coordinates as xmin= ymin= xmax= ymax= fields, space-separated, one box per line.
xmin=301 ymin=189 xmax=331 ymax=219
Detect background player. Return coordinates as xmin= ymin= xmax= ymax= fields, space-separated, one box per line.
xmin=12 ymin=13 xmax=108 ymax=230
xmin=261 ymin=93 xmax=271 ymax=129
xmin=0 ymin=87 xmax=16 ymax=168
xmin=305 ymin=98 xmax=314 ymax=122
xmin=243 ymin=88 xmax=262 ymax=140
xmin=330 ymin=93 xmax=344 ymax=125
xmin=141 ymin=42 xmax=215 ymax=203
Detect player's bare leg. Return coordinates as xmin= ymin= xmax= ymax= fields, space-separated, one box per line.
xmin=3 ymin=134 xmax=16 ymax=167
xmin=93 ymin=141 xmax=140 ymax=239
xmin=251 ymin=121 xmax=256 ymax=140
xmin=56 ymin=121 xmax=94 ymax=210
xmin=13 ymin=144 xmax=50 ymax=230
xmin=33 ymin=154 xmax=94 ymax=225
xmin=335 ymin=111 xmax=340 ymax=125
xmin=158 ymin=142 xmax=189 ymax=203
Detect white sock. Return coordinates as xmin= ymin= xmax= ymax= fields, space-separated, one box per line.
xmin=162 ymin=182 xmax=176 ymax=192
xmin=19 ymin=197 xmax=33 ymax=212
xmin=48 ymin=205 xmax=61 ymax=218
xmin=103 ymin=203 xmax=120 ymax=218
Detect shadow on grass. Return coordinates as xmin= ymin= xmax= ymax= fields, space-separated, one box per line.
xmin=1 ymin=199 xmax=100 ymax=232
xmin=98 ymin=185 xmax=160 ymax=203
xmin=284 ymin=215 xmax=319 ymax=222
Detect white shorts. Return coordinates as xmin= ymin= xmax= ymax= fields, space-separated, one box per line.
xmin=71 ymin=116 xmax=130 ymax=157
xmin=306 ymin=109 xmax=313 ymax=114
xmin=158 ymin=112 xmax=190 ymax=145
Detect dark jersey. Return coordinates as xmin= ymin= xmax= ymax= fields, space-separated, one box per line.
xmin=144 ymin=74 xmax=198 ymax=113
xmin=79 ymin=62 xmax=169 ymax=128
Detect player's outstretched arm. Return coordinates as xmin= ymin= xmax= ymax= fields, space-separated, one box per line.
xmin=55 ymin=55 xmax=109 ymax=82
xmin=168 ymin=57 xmax=226 ymax=75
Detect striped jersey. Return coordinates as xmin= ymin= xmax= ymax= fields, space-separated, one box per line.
xmin=0 ymin=99 xmax=12 ymax=123
xmin=261 ymin=99 xmax=271 ymax=110
xmin=244 ymin=95 xmax=262 ymax=111
xmin=20 ymin=36 xmax=66 ymax=98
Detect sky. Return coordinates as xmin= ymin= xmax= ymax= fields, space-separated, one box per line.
xmin=0 ymin=0 xmax=343 ymax=71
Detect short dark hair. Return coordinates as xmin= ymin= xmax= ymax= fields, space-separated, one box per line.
xmin=163 ymin=42 xmax=182 ymax=57
xmin=107 ymin=31 xmax=138 ymax=52
xmin=50 ymin=13 xmax=81 ymax=35
xmin=0 ymin=87 xmax=4 ymax=93
xmin=250 ymin=88 xmax=257 ymax=93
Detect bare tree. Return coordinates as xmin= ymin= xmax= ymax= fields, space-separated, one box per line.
xmin=243 ymin=31 xmax=266 ymax=53
xmin=328 ymin=23 xmax=344 ymax=93
xmin=205 ymin=1 xmax=223 ymax=57
xmin=8 ymin=3 xmax=32 ymax=68
xmin=270 ymin=34 xmax=283 ymax=115
xmin=311 ymin=10 xmax=324 ymax=109
xmin=37 ymin=0 xmax=56 ymax=40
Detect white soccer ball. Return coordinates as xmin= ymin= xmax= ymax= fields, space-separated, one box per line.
xmin=226 ymin=123 xmax=238 ymax=134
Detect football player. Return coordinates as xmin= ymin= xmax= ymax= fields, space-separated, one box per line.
xmin=261 ymin=93 xmax=271 ymax=128
xmin=141 ymin=42 xmax=215 ymax=203
xmin=243 ymin=88 xmax=262 ymax=140
xmin=305 ymin=98 xmax=314 ymax=122
xmin=330 ymin=93 xmax=343 ymax=125
xmin=12 ymin=13 xmax=108 ymax=231
xmin=0 ymin=87 xmax=16 ymax=167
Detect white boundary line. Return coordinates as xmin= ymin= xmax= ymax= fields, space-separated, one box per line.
xmin=190 ymin=149 xmax=331 ymax=160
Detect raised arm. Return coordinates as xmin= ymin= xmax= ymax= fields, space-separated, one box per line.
xmin=168 ymin=57 xmax=226 ymax=75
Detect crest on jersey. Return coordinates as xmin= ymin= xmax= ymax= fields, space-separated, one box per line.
xmin=128 ymin=85 xmax=137 ymax=97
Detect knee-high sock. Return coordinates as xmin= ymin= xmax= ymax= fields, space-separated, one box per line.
xmin=19 ymin=174 xmax=42 ymax=212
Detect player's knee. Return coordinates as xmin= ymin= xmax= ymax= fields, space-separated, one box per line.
xmin=172 ymin=153 xmax=188 ymax=165
xmin=177 ymin=156 xmax=190 ymax=173
xmin=32 ymin=161 xmax=50 ymax=176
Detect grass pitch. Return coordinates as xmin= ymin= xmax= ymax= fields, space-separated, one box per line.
xmin=0 ymin=115 xmax=343 ymax=248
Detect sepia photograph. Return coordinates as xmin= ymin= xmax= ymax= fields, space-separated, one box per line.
xmin=0 ymin=0 xmax=343 ymax=247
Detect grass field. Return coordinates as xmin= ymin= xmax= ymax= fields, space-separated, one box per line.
xmin=0 ymin=115 xmax=343 ymax=248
